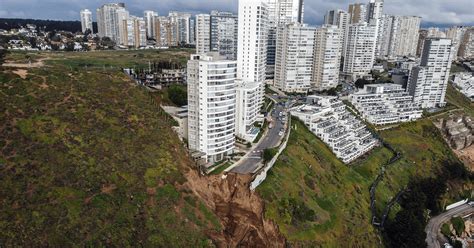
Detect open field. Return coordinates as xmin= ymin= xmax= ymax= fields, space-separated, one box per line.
xmin=257 ymin=117 xmax=470 ymax=247
xmin=0 ymin=50 xmax=222 ymax=247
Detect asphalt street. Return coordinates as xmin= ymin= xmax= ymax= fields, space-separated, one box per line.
xmin=425 ymin=204 xmax=473 ymax=248
xmin=231 ymin=100 xmax=287 ymax=174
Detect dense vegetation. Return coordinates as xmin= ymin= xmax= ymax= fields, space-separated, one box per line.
xmin=0 ymin=50 xmax=223 ymax=246
xmin=0 ymin=18 xmax=97 ymax=33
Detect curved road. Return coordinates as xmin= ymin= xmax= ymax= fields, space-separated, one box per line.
xmin=425 ymin=204 xmax=473 ymax=248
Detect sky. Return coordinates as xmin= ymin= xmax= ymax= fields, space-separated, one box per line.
xmin=0 ymin=0 xmax=473 ymax=27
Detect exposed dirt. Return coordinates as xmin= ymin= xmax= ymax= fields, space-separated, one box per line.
xmin=12 ymin=69 xmax=28 ymax=79
xmin=184 ymin=170 xmax=285 ymax=247
xmin=2 ymin=57 xmax=48 ymax=68
xmin=454 ymin=145 xmax=474 ymax=171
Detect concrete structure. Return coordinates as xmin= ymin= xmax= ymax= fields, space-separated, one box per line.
xmin=438 ymin=115 xmax=474 ymax=150
xmin=350 ymin=84 xmax=422 ymax=125
xmin=80 ymin=9 xmax=93 ymax=33
xmin=196 ymin=14 xmax=211 ymax=54
xmin=162 ymin=106 xmax=188 ymax=141
xmin=187 ymin=53 xmax=237 ymax=164
xmin=348 ymin=3 xmax=367 ymax=24
xmin=274 ymin=23 xmax=316 ymax=93
xmin=387 ymin=16 xmax=421 ymax=58
xmin=154 ymin=16 xmax=174 ymax=47
xmin=312 ymin=25 xmax=342 ymax=90
xmin=144 ymin=10 xmax=158 ymax=39
xmin=122 ymin=16 xmax=146 ymax=48
xmin=235 ymin=81 xmax=261 ymax=141
xmin=210 ymin=11 xmax=238 ymax=60
xmin=366 ymin=0 xmax=384 ymax=57
xmin=343 ymin=22 xmax=377 ymax=80
xmin=236 ymin=0 xmax=269 ymax=140
xmin=446 ymin=26 xmax=466 ymax=59
xmin=459 ymin=28 xmax=474 ymax=59
xmin=324 ymin=9 xmax=345 ymax=25
xmin=291 ymin=96 xmax=378 ymax=163
xmin=169 ymin=12 xmax=192 ymax=45
xmin=453 ymin=72 xmax=474 ymax=101
xmin=96 ymin=3 xmax=128 ymax=44
xmin=408 ymin=38 xmax=455 ymax=108
xmin=265 ymin=0 xmax=304 ymax=80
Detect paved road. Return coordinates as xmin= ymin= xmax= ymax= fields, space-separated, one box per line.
xmin=425 ymin=204 xmax=473 ymax=248
xmin=231 ymin=100 xmax=287 ymax=174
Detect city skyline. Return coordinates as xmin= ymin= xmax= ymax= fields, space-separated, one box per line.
xmin=1 ymin=0 xmax=474 ymax=27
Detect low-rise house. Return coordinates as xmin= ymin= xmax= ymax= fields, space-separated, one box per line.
xmin=291 ymin=96 xmax=378 ymax=163
xmin=350 ymin=84 xmax=422 ymax=125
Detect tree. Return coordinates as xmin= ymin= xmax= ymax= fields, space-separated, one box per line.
xmin=99 ymin=37 xmax=115 ymax=49
xmin=167 ymin=85 xmax=187 ymax=107
xmin=385 ymin=209 xmax=427 ymax=248
xmin=263 ymin=149 xmax=276 ymax=163
xmin=28 ymin=37 xmax=37 ymax=48
xmin=65 ymin=41 xmax=75 ymax=51
xmin=451 ymin=217 xmax=465 ymax=236
xmin=355 ymin=78 xmax=371 ymax=88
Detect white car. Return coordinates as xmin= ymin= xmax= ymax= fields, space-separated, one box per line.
xmin=278 ymin=131 xmax=284 ymax=136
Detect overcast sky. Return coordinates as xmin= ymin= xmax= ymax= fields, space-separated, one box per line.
xmin=1 ymin=0 xmax=473 ymax=27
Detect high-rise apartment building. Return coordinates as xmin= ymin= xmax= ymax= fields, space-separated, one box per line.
xmin=236 ymin=0 xmax=269 ymax=140
xmin=196 ymin=14 xmax=211 ymax=54
xmin=154 ymin=16 xmax=174 ymax=47
xmin=265 ymin=0 xmax=304 ymax=80
xmin=169 ymin=12 xmax=192 ymax=45
xmin=122 ymin=16 xmax=146 ymax=48
xmin=312 ymin=25 xmax=342 ymax=90
xmin=459 ymin=28 xmax=474 ymax=59
xmin=378 ymin=14 xmax=393 ymax=57
xmin=387 ymin=16 xmax=421 ymax=58
xmin=210 ymin=11 xmax=238 ymax=60
xmin=416 ymin=29 xmax=429 ymax=57
xmin=187 ymin=53 xmax=237 ymax=164
xmin=407 ymin=38 xmax=455 ymax=108
xmin=348 ymin=3 xmax=367 ymax=24
xmin=343 ymin=22 xmax=377 ymax=80
xmin=96 ymin=3 xmax=128 ymax=44
xmin=446 ymin=26 xmax=467 ymax=59
xmin=274 ymin=23 xmax=316 ymax=93
xmin=144 ymin=10 xmax=158 ymax=39
xmin=366 ymin=0 xmax=384 ymax=57
xmin=80 ymin=9 xmax=93 ymax=33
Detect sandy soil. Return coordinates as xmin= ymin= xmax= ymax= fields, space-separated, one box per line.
xmin=2 ymin=57 xmax=47 ymax=68
xmin=12 ymin=69 xmax=28 ymax=79
xmin=454 ymin=145 xmax=474 ymax=171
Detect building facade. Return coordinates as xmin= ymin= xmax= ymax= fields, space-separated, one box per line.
xmin=210 ymin=11 xmax=238 ymax=60
xmin=407 ymin=38 xmax=455 ymax=108
xmin=144 ymin=10 xmax=158 ymax=39
xmin=312 ymin=25 xmax=342 ymax=90
xmin=348 ymin=3 xmax=367 ymax=24
xmin=343 ymin=22 xmax=377 ymax=80
xmin=96 ymin=3 xmax=128 ymax=44
xmin=187 ymin=54 xmax=237 ymax=164
xmin=274 ymin=23 xmax=316 ymax=93
xmin=350 ymin=84 xmax=422 ymax=125
xmin=387 ymin=16 xmax=421 ymax=58
xmin=80 ymin=9 xmax=93 ymax=33
xmin=196 ymin=14 xmax=211 ymax=54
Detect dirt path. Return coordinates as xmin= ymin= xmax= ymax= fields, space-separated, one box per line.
xmin=12 ymin=69 xmax=28 ymax=79
xmin=2 ymin=57 xmax=48 ymax=68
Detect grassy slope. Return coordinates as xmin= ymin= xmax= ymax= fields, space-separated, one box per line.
xmin=0 ymin=51 xmax=221 ymax=247
xmin=445 ymin=83 xmax=474 ymax=117
xmin=258 ymin=116 xmax=464 ymax=246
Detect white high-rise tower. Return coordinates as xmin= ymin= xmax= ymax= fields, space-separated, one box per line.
xmin=80 ymin=9 xmax=93 ymax=33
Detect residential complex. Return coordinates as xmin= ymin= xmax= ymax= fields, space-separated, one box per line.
xmin=366 ymin=0 xmax=384 ymax=57
xmin=80 ymin=9 xmax=93 ymax=33
xmin=348 ymin=3 xmax=367 ymax=24
xmin=291 ymin=96 xmax=378 ymax=163
xmin=96 ymin=3 xmax=127 ymax=43
xmin=408 ymin=38 xmax=455 ymax=108
xmin=196 ymin=14 xmax=211 ymax=54
xmin=235 ymin=82 xmax=261 ymax=141
xmin=384 ymin=16 xmax=421 ymax=58
xmin=210 ymin=11 xmax=238 ymax=60
xmin=187 ymin=53 xmax=237 ymax=164
xmin=343 ymin=22 xmax=377 ymax=80
xmin=453 ymin=73 xmax=474 ymax=102
xmin=274 ymin=23 xmax=316 ymax=93
xmin=350 ymin=84 xmax=422 ymax=125
xmin=312 ymin=25 xmax=342 ymax=90
xmin=143 ymin=10 xmax=158 ymax=39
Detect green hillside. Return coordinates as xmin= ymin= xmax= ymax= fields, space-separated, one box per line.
xmin=0 ymin=51 xmax=221 ymax=247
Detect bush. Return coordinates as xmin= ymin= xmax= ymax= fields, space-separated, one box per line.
xmin=451 ymin=217 xmax=465 ymax=236
xmin=263 ymin=148 xmax=277 ymax=163
xmin=167 ymin=85 xmax=187 ymax=107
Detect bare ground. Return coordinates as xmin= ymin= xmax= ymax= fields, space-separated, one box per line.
xmin=454 ymin=145 xmax=474 ymax=171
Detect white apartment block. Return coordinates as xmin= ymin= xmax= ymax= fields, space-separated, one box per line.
xmin=274 ymin=23 xmax=316 ymax=93
xmin=366 ymin=0 xmax=384 ymax=57
xmin=196 ymin=14 xmax=211 ymax=54
xmin=312 ymin=25 xmax=342 ymax=90
xmin=407 ymin=38 xmax=455 ymax=109
xmin=154 ymin=16 xmax=174 ymax=47
xmin=235 ymin=81 xmax=261 ymax=141
xmin=348 ymin=3 xmax=367 ymax=24
xmin=343 ymin=22 xmax=377 ymax=80
xmin=236 ymin=0 xmax=269 ymax=139
xmin=187 ymin=53 xmax=237 ymax=164
xmin=144 ymin=10 xmax=158 ymax=39
xmin=387 ymin=16 xmax=421 ymax=58
xmin=210 ymin=11 xmax=238 ymax=60
xmin=446 ymin=27 xmax=467 ymax=59
xmin=378 ymin=14 xmax=393 ymax=57
xmin=291 ymin=96 xmax=378 ymax=163
xmin=453 ymin=73 xmax=474 ymax=101
xmin=350 ymin=84 xmax=422 ymax=125
xmin=96 ymin=3 xmax=128 ymax=44
xmin=80 ymin=9 xmax=93 ymax=33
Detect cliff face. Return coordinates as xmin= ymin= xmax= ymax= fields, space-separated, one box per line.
xmin=184 ymin=170 xmax=285 ymax=247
